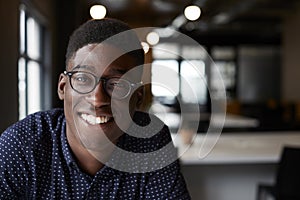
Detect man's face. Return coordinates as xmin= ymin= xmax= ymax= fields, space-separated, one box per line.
xmin=58 ymin=43 xmax=143 ymax=151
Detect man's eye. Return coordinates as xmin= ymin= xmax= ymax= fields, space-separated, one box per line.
xmin=110 ymin=81 xmax=126 ymax=88
xmin=76 ymin=76 xmax=87 ymax=82
xmin=74 ymin=74 xmax=92 ymax=84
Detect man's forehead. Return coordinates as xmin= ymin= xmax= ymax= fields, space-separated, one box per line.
xmin=73 ymin=43 xmax=121 ymax=60
xmin=71 ymin=44 xmax=131 ymax=64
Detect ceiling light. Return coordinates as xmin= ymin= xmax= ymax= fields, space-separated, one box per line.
xmin=90 ymin=5 xmax=107 ymax=19
xmin=146 ymin=31 xmax=159 ymax=46
xmin=141 ymin=42 xmax=150 ymax=54
xmin=184 ymin=5 xmax=201 ymax=21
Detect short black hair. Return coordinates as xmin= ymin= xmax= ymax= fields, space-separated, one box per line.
xmin=65 ymin=18 xmax=144 ymax=67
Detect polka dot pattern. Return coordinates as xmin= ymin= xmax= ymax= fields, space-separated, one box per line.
xmin=0 ymin=108 xmax=190 ymax=199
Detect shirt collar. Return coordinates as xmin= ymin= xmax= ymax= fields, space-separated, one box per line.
xmin=60 ymin=119 xmax=76 ymax=167
xmin=59 ymin=119 xmax=114 ymax=175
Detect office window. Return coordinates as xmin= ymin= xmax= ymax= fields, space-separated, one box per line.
xmin=152 ymin=60 xmax=179 ymax=97
xmin=152 ymin=43 xmax=208 ymax=106
xmin=212 ymin=61 xmax=236 ymax=90
xmin=181 ymin=60 xmax=206 ymax=104
xmin=211 ymin=46 xmax=237 ymax=99
xmin=18 ymin=6 xmax=44 ymax=119
xmin=152 ymin=43 xmax=179 ymax=59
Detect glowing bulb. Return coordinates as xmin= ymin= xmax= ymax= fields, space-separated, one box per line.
xmin=90 ymin=5 xmax=107 ymax=19
xmin=184 ymin=5 xmax=201 ymax=21
xmin=146 ymin=32 xmax=159 ymax=46
xmin=141 ymin=42 xmax=150 ymax=54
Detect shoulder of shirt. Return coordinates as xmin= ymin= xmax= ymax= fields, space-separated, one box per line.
xmin=1 ymin=108 xmax=65 ymax=147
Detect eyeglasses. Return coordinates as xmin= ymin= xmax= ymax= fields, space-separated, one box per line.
xmin=64 ymin=71 xmax=142 ymax=99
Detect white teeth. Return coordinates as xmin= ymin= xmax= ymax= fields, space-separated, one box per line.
xmin=81 ymin=113 xmax=110 ymax=125
xmin=96 ymin=117 xmax=101 ymax=124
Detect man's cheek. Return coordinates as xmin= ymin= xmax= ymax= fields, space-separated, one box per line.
xmin=112 ymin=101 xmax=133 ymax=130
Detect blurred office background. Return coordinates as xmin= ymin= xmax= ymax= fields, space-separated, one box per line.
xmin=1 ymin=0 xmax=300 ymax=199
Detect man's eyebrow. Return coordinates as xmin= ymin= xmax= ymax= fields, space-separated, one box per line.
xmin=71 ymin=65 xmax=129 ymax=76
xmin=72 ymin=65 xmax=95 ymax=71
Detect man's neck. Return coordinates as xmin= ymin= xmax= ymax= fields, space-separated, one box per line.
xmin=67 ymin=133 xmax=116 ymax=176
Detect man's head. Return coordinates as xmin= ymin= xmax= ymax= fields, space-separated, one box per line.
xmin=57 ymin=18 xmax=145 ymax=153
xmin=65 ymin=18 xmax=144 ymax=69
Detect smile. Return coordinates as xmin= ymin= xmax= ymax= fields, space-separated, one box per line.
xmin=81 ymin=113 xmax=111 ymax=125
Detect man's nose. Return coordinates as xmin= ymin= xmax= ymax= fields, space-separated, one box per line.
xmin=86 ymin=82 xmax=110 ymax=107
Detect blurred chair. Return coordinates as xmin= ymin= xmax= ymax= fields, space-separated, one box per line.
xmin=257 ymin=146 xmax=300 ymax=200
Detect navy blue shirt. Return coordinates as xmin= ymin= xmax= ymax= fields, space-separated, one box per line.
xmin=0 ymin=108 xmax=190 ymax=199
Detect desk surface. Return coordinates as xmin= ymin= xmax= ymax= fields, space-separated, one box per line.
xmin=155 ymin=112 xmax=259 ymax=129
xmin=172 ymin=131 xmax=300 ymax=165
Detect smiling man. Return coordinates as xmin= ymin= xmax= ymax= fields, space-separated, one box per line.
xmin=0 ymin=18 xmax=190 ymax=199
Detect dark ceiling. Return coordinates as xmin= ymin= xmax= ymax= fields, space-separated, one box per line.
xmin=86 ymin=0 xmax=300 ymax=45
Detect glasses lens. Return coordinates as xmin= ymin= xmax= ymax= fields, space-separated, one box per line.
xmin=106 ymin=78 xmax=131 ymax=99
xmin=71 ymin=72 xmax=95 ymax=93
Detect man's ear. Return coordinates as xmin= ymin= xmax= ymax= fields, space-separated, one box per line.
xmin=57 ymin=74 xmax=66 ymax=100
